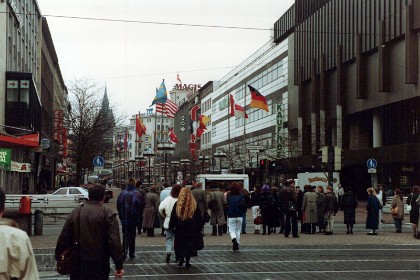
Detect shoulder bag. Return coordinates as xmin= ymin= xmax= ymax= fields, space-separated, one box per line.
xmin=57 ymin=205 xmax=82 ymax=275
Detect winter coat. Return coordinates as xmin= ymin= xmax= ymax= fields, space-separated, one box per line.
xmin=316 ymin=192 xmax=326 ymax=222
xmin=116 ymin=185 xmax=143 ymax=226
xmin=55 ymin=201 xmax=124 ymax=272
xmin=324 ymin=192 xmax=338 ymax=214
xmin=169 ymin=203 xmax=204 ymax=258
xmin=302 ymin=191 xmax=318 ymax=224
xmin=251 ymin=191 xmax=261 ymax=206
xmin=142 ymin=191 xmax=160 ymax=229
xmin=227 ymin=193 xmax=246 ymax=217
xmin=207 ymin=191 xmax=227 ymax=226
xmin=0 ymin=218 xmax=39 ymax=279
xmin=158 ymin=196 xmax=178 ymax=229
xmin=406 ymin=193 xmax=420 ymax=224
xmin=341 ymin=191 xmax=358 ymax=225
xmin=366 ymin=194 xmax=381 ymax=230
xmin=192 ymin=188 xmax=208 ymax=218
xmin=259 ymin=192 xmax=280 ymax=227
xmin=391 ymin=195 xmax=404 ymax=220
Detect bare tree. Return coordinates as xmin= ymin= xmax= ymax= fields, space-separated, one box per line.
xmin=65 ymin=79 xmax=121 ymax=185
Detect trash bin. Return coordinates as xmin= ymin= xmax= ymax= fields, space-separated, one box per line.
xmin=34 ymin=209 xmax=43 ymax=236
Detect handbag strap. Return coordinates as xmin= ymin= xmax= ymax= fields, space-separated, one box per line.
xmin=74 ymin=203 xmax=83 ymax=245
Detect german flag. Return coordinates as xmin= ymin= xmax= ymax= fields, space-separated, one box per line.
xmin=248 ymin=85 xmax=269 ymax=112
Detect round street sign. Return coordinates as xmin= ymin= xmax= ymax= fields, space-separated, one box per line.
xmin=93 ymin=156 xmax=105 ymax=167
xmin=366 ymin=158 xmax=377 ymax=169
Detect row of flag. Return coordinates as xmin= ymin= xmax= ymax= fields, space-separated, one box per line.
xmin=137 ymin=79 xmax=269 ymax=150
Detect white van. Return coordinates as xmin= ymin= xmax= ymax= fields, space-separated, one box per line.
xmin=196 ymin=174 xmax=249 ymax=192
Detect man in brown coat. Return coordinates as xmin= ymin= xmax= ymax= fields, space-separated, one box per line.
xmin=192 ymin=182 xmax=208 ymax=235
xmin=56 ymin=185 xmax=124 ymax=279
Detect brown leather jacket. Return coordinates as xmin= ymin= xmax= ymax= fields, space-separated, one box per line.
xmin=55 ymin=201 xmax=124 ymax=270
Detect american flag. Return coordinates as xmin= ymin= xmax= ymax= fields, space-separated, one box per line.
xmin=156 ymin=99 xmax=178 ymax=118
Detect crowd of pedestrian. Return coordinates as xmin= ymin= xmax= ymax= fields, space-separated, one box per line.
xmin=1 ymin=177 xmax=420 ymax=279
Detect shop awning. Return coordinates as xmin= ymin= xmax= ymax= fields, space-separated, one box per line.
xmin=0 ymin=133 xmax=40 ymax=148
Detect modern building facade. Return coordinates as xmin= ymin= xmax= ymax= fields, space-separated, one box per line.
xmin=273 ymin=0 xmax=420 ymax=195
xmin=207 ymin=38 xmax=289 ymax=184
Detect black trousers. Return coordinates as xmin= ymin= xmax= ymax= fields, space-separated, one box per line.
xmin=122 ymin=224 xmax=137 ymax=257
xmin=70 ymin=261 xmax=110 ymax=280
xmin=284 ymin=211 xmax=298 ymax=237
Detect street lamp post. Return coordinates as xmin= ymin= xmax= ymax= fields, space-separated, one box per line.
xmin=129 ymin=159 xmax=136 ymax=178
xmin=198 ymin=155 xmax=210 ymax=174
xmin=135 ymin=156 xmax=145 ymax=181
xmin=124 ymin=160 xmax=129 ymax=180
xmin=143 ymin=150 xmax=154 ymax=187
xmin=213 ymin=151 xmax=227 ymax=174
xmin=156 ymin=143 xmax=176 ymax=183
xmin=171 ymin=161 xmax=179 ymax=183
xmin=180 ymin=158 xmax=190 ymax=183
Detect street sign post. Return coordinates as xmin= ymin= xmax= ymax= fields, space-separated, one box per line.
xmin=367 ymin=158 xmax=377 ymax=187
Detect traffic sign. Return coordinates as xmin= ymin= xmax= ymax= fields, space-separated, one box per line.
xmin=368 ymin=168 xmax=377 ymax=173
xmin=93 ymin=156 xmax=105 ymax=167
xmin=366 ymin=158 xmax=377 ymax=169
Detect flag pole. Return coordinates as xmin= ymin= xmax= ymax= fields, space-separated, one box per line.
xmin=243 ymin=85 xmax=247 ymax=174
xmin=227 ymin=93 xmax=231 ymax=173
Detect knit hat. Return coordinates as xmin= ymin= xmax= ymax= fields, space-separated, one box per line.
xmin=262 ymin=185 xmax=270 ymax=192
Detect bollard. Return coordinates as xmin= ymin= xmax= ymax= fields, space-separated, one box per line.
xmin=19 ymin=196 xmax=31 ymax=214
xmin=34 ymin=209 xmax=44 ymax=236
xmin=19 ymin=196 xmax=32 ymax=235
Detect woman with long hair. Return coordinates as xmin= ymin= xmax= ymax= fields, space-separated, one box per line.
xmin=391 ymin=188 xmax=405 ymax=233
xmin=169 ymin=187 xmax=203 ymax=268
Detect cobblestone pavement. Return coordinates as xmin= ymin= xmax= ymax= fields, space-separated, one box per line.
xmin=31 ymin=186 xmax=420 ymax=279
xmin=36 ymin=244 xmax=420 ymax=279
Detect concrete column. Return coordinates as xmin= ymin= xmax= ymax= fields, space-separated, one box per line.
xmin=311 ymin=113 xmax=317 ymax=154
xmin=373 ymin=111 xmax=382 ymax=148
xmin=319 ymin=110 xmax=326 ymax=147
xmin=298 ymin=117 xmax=303 ymax=157
xmin=336 ymin=105 xmax=343 ymax=148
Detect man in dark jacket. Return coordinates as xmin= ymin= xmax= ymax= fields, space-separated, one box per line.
xmin=279 ymin=179 xmax=299 ymax=238
xmin=192 ymin=182 xmax=208 ymax=235
xmin=324 ymin=186 xmax=339 ymax=235
xmin=55 ymin=185 xmax=124 ymax=279
xmin=117 ymin=178 xmax=143 ymax=259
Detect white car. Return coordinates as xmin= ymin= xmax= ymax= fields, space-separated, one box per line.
xmin=49 ymin=187 xmax=89 ymax=201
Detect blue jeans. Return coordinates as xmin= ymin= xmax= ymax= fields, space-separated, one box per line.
xmin=165 ymin=229 xmax=175 ymax=254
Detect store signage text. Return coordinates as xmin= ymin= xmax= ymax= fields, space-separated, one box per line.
xmin=276 ymin=104 xmax=284 ymax=155
xmin=9 ymin=161 xmax=32 ymax=173
xmin=0 ymin=149 xmax=12 ymax=165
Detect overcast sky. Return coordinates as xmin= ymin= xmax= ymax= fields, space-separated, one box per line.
xmin=37 ymin=0 xmax=294 ymax=120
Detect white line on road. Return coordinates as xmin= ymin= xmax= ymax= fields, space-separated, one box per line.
xmin=114 ymin=270 xmax=420 ymax=278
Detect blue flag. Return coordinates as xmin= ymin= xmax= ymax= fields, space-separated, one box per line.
xmin=150 ymin=80 xmax=167 ymax=106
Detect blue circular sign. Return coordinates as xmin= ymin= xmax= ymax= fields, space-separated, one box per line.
xmin=93 ymin=156 xmax=105 ymax=167
xmin=366 ymin=158 xmax=377 ymax=169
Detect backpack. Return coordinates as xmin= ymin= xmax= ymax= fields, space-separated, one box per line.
xmin=119 ymin=189 xmax=141 ymax=224
xmin=208 ymin=193 xmax=218 ymax=211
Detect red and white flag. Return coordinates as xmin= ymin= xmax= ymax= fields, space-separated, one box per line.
xmin=156 ymin=99 xmax=178 ymax=118
xmin=169 ymin=128 xmax=179 ymax=144
xmin=230 ymin=94 xmax=248 ymax=118
xmin=177 ymin=73 xmax=182 ymax=84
